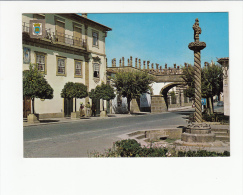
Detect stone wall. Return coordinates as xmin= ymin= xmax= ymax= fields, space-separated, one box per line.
xmin=151 ymin=95 xmax=167 ymax=113
xmin=39 ymin=112 xmax=64 ymax=119
xmin=145 ymin=128 xmax=183 ymax=140
xmin=130 ymin=98 xmax=140 ymax=113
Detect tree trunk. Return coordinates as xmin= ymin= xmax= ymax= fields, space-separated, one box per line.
xmin=75 ymin=98 xmax=76 ymax=112
xmin=127 ymin=97 xmax=131 ymax=114
xmin=31 ymin=98 xmax=35 ymax=114
xmin=211 ymin=96 xmax=214 ymax=113
xmin=208 ymin=97 xmax=213 ymax=114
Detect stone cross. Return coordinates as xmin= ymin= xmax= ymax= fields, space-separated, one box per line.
xmin=193 ymin=18 xmax=201 ymax=43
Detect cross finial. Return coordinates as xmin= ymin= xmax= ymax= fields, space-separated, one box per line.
xmin=193 ymin=18 xmax=201 ymax=43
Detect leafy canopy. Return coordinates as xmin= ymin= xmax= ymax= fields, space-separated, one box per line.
xmin=23 ymin=63 xmax=53 ymax=99
xmin=89 ymin=82 xmax=115 ymax=101
xmin=61 ymin=82 xmax=88 ymax=99
xmin=201 ymin=63 xmax=223 ymax=98
xmin=181 ymin=63 xmax=223 ymax=99
xmin=111 ymin=70 xmax=154 ymax=101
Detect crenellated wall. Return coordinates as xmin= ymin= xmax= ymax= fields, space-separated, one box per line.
xmin=107 ymin=57 xmax=194 ymax=113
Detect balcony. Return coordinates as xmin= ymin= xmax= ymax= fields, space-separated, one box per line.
xmin=22 ymin=22 xmax=87 ymax=49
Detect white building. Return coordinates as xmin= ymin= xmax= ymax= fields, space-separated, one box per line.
xmin=22 ymin=13 xmax=111 ymax=118
xmin=217 ymin=57 xmax=229 ymax=116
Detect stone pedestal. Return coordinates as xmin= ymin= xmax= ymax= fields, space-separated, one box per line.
xmin=130 ymin=98 xmax=140 ymax=113
xmin=100 ymin=110 xmax=108 ymax=117
xmin=181 ymin=123 xmax=215 ymax=143
xmin=71 ymin=112 xmax=80 ymax=119
xmin=151 ymin=95 xmax=167 ymax=113
xmin=27 ymin=114 xmax=40 ymax=123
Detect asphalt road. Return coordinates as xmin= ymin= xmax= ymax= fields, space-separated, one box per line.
xmin=24 ymin=109 xmax=193 ymax=158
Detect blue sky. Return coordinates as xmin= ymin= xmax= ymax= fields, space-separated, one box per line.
xmin=88 ymin=13 xmax=229 ymax=68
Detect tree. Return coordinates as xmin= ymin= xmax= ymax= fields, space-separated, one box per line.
xmin=61 ymin=82 xmax=88 ymax=112
xmin=23 ymin=64 xmax=54 ymax=114
xmin=181 ymin=64 xmax=195 ymax=99
xmin=89 ymin=82 xmax=116 ymax=111
xmin=111 ymin=70 xmax=154 ymax=113
xmin=201 ymin=63 xmax=223 ymax=113
xmin=181 ymin=63 xmax=223 ymax=114
xmin=93 ymin=82 xmax=116 ymax=101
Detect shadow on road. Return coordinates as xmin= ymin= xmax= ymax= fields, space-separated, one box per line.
xmin=131 ymin=113 xmax=149 ymax=116
xmin=40 ymin=120 xmax=60 ymax=123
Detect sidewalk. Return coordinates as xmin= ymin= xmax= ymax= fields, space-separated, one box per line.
xmin=168 ymin=106 xmax=193 ymax=112
xmin=23 ymin=112 xmax=150 ymax=127
xmin=23 ymin=106 xmax=193 ymax=127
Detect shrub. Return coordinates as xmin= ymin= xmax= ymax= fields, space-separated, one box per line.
xmin=115 ymin=139 xmax=141 ymax=157
xmin=89 ymin=139 xmax=230 ymax=157
xmin=177 ymin=150 xmax=230 ymax=157
xmin=202 ymin=113 xmax=229 ymax=124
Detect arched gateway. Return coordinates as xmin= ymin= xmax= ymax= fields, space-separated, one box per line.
xmin=107 ymin=57 xmax=193 ymax=113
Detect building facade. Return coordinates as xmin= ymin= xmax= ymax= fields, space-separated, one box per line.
xmin=22 ymin=13 xmax=111 ymax=118
xmin=217 ymin=57 xmax=229 ymax=116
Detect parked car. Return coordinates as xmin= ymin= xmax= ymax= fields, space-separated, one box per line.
xmin=217 ymin=101 xmax=224 ymax=106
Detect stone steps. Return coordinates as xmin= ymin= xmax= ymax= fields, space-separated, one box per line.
xmin=23 ymin=118 xmax=27 ymax=122
xmin=211 ymin=129 xmax=230 ymax=142
xmin=211 ymin=129 xmax=229 ymax=134
xmin=215 ymin=136 xmax=230 ymax=142
xmin=213 ymin=132 xmax=229 ymax=136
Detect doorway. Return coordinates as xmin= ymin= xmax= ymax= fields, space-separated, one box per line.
xmin=64 ymin=98 xmax=73 ymax=117
xmin=23 ymin=96 xmax=31 ymax=118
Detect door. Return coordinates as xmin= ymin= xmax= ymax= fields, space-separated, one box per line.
xmin=92 ymin=99 xmax=100 ymax=115
xmin=64 ymin=98 xmax=73 ymax=117
xmin=73 ymin=26 xmax=82 ymax=47
xmin=56 ymin=20 xmax=65 ymax=43
xmin=23 ymin=96 xmax=31 ymax=118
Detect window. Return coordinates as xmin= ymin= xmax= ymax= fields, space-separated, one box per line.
xmin=92 ymin=31 xmax=98 ymax=47
xmin=74 ymin=60 xmax=82 ymax=77
xmin=56 ymin=56 xmax=66 ymax=76
xmin=93 ymin=63 xmax=99 ymax=78
xmin=35 ymin=52 xmax=46 ymax=74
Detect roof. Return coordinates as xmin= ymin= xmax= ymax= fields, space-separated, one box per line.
xmin=73 ymin=13 xmax=112 ymax=31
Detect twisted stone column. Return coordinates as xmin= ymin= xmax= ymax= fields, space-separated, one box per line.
xmin=188 ymin=18 xmax=206 ymax=123
xmin=194 ymin=50 xmax=202 ymax=122
xmin=179 ymin=18 xmax=216 ymax=145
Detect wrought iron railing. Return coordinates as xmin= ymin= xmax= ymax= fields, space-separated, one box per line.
xmin=22 ymin=22 xmax=87 ymax=49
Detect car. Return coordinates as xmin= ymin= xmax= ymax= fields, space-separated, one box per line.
xmin=217 ymin=101 xmax=224 ymax=106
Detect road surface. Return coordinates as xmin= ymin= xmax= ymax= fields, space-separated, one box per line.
xmin=24 ymin=109 xmax=194 ymax=157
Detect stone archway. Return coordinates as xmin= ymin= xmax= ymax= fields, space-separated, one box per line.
xmin=151 ymin=82 xmax=186 ymax=113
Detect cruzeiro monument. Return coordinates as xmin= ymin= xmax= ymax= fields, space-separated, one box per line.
xmin=180 ymin=18 xmax=216 ymax=145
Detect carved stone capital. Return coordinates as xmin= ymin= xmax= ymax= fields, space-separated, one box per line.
xmin=188 ymin=42 xmax=206 ymax=51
